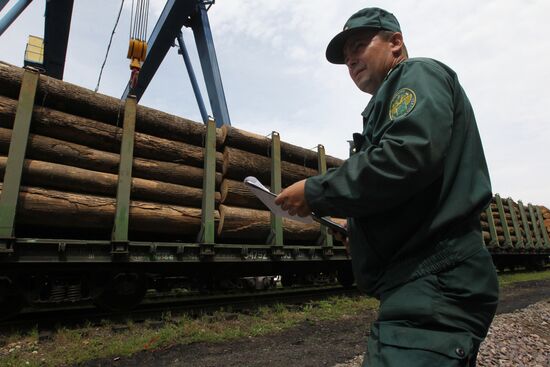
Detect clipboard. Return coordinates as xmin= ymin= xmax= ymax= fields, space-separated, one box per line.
xmin=243 ymin=176 xmax=348 ymax=236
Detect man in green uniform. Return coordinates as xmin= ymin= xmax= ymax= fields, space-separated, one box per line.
xmin=275 ymin=7 xmax=499 ymax=367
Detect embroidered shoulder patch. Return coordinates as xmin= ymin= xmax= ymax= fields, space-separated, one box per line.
xmin=389 ymin=88 xmax=416 ymax=120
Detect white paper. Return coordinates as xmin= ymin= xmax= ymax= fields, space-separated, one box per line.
xmin=243 ymin=176 xmax=314 ymax=224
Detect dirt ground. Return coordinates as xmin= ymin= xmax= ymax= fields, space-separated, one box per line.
xmin=77 ymin=279 xmax=550 ymax=367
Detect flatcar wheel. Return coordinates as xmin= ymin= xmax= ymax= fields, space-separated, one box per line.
xmin=337 ymin=266 xmax=354 ymax=288
xmin=93 ymin=273 xmax=146 ymax=312
xmin=0 ymin=277 xmax=25 ymax=320
xmin=280 ymin=274 xmax=298 ymax=287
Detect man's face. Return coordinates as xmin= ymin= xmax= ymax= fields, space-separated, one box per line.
xmin=343 ymin=31 xmax=394 ymax=94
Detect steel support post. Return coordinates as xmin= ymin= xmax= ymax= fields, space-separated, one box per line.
xmin=494 ymin=194 xmax=513 ymax=250
xmin=316 ymin=144 xmax=333 ymax=256
xmin=111 ymin=96 xmax=137 ymax=253
xmin=268 ymin=132 xmax=283 ymax=255
xmin=176 ymin=31 xmax=208 ymax=124
xmin=517 ymin=201 xmax=534 ymax=250
xmin=192 ymin=3 xmax=230 ymax=127
xmin=0 ymin=69 xmax=38 ymax=252
xmin=535 ymin=206 xmax=550 ymax=248
xmin=43 ymin=0 xmax=74 ymax=79
xmin=485 ymin=204 xmax=499 ymax=250
xmin=506 ymin=198 xmax=523 ymax=250
xmin=528 ymin=204 xmax=543 ymax=249
xmin=0 ymin=0 xmax=33 ymax=37
xmin=197 ymin=118 xmax=216 ymax=255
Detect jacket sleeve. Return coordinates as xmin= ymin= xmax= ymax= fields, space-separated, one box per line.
xmin=305 ymin=62 xmax=455 ymax=218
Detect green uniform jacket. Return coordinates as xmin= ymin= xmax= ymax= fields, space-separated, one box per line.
xmin=305 ymin=57 xmax=491 ymax=297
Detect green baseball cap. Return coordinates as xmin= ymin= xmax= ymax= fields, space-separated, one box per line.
xmin=326 ymin=7 xmax=401 ymax=64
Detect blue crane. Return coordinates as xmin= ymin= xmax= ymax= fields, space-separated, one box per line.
xmin=0 ymin=0 xmax=230 ymax=126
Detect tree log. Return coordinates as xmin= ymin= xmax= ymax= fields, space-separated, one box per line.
xmin=0 ymin=62 xmax=225 ymax=147
xmin=218 ymin=205 xmax=320 ymax=242
xmin=1 ymin=183 xmax=219 ymax=237
xmin=220 ymin=179 xmax=265 ymax=210
xmin=221 ymin=125 xmax=344 ymax=169
xmin=0 ymin=95 xmax=223 ymax=170
xmin=223 ymin=146 xmax=319 ymax=187
xmin=0 ymin=127 xmax=222 ymax=188
xmin=0 ymin=156 xmax=219 ymax=208
xmin=480 ymin=222 xmax=520 ymax=235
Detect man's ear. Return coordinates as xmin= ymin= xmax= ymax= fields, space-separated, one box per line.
xmin=390 ymin=32 xmax=404 ymax=55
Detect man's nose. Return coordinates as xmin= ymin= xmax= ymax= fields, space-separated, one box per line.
xmin=346 ymin=57 xmax=357 ymax=69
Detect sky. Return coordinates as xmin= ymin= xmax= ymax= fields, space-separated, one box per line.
xmin=0 ymin=0 xmax=549 ymax=207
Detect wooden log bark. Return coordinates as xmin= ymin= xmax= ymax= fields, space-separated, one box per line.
xmin=218 ymin=205 xmax=320 ymax=242
xmin=218 ymin=205 xmax=321 ymax=242
xmin=221 ymin=125 xmax=344 ymax=169
xmin=0 ymin=127 xmax=222 ymax=189
xmin=223 ymin=146 xmax=319 ymax=187
xmin=0 ymin=156 xmax=219 ymax=208
xmin=1 ymin=183 xmax=219 ymax=236
xmin=220 ymin=179 xmax=265 ymax=210
xmin=0 ymin=62 xmax=225 ymax=147
xmin=0 ymin=95 xmax=223 ymax=170
xmin=540 ymin=210 xmax=550 ymax=234
xmin=217 ymin=205 xmax=320 ymax=245
xmin=494 ymin=227 xmax=518 ymax=235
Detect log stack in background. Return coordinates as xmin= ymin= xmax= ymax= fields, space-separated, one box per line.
xmin=0 ymin=62 xmax=224 ymax=240
xmin=480 ymin=196 xmax=550 ymax=251
xmin=2 ymin=62 xmax=548 ymax=247
xmin=542 ymin=206 xmax=550 ymax=234
xmin=217 ymin=124 xmax=345 ymax=242
xmin=0 ymin=62 xmax=345 ymax=243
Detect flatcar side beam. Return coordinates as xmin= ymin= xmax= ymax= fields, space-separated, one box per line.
xmin=268 ymin=131 xmax=283 ymax=253
xmin=317 ymin=144 xmax=333 ymax=256
xmin=0 ymin=69 xmax=39 ymax=242
xmin=197 ymin=118 xmax=216 ymax=250
xmin=111 ymin=96 xmax=137 ymax=248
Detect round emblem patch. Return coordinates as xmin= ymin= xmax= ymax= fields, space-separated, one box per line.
xmin=389 ymin=88 xmax=416 ymax=120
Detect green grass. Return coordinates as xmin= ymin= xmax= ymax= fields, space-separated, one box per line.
xmin=0 ymin=295 xmax=379 ymax=367
xmin=498 ymin=268 xmax=550 ymax=287
xmin=1 ymin=269 xmax=548 ymax=366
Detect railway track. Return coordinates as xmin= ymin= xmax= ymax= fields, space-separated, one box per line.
xmin=0 ymin=284 xmax=359 ymax=333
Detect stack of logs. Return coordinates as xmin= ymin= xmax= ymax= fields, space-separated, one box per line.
xmin=543 ymin=206 xmax=550 ymax=236
xmin=3 ymin=61 xmax=546 ymax=246
xmin=480 ymin=196 xmax=550 ymax=251
xmin=0 ymin=62 xmax=344 ymax=243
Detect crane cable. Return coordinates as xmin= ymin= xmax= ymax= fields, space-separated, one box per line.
xmin=130 ymin=0 xmax=149 ymax=41
xmin=127 ymin=0 xmax=150 ymax=91
xmin=94 ymin=0 xmax=126 ymax=93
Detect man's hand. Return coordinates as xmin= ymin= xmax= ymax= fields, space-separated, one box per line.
xmin=274 ymin=179 xmax=311 ymax=217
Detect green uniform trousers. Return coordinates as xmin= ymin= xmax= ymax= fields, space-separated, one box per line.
xmin=363 ymin=248 xmax=499 ymax=367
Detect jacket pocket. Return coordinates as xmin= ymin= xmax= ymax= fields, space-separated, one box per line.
xmin=379 ymin=324 xmax=474 ymax=360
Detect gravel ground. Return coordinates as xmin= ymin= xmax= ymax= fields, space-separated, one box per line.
xmin=334 ymin=298 xmax=550 ymax=367
xmin=477 ymin=300 xmax=549 ymax=367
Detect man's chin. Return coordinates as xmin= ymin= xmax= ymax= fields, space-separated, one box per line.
xmin=355 ymin=81 xmax=372 ymax=94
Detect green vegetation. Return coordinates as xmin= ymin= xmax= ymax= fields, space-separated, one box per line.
xmin=0 ymin=296 xmax=379 ymax=367
xmin=498 ymin=268 xmax=550 ymax=287
xmin=1 ymin=269 xmax=548 ymax=366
